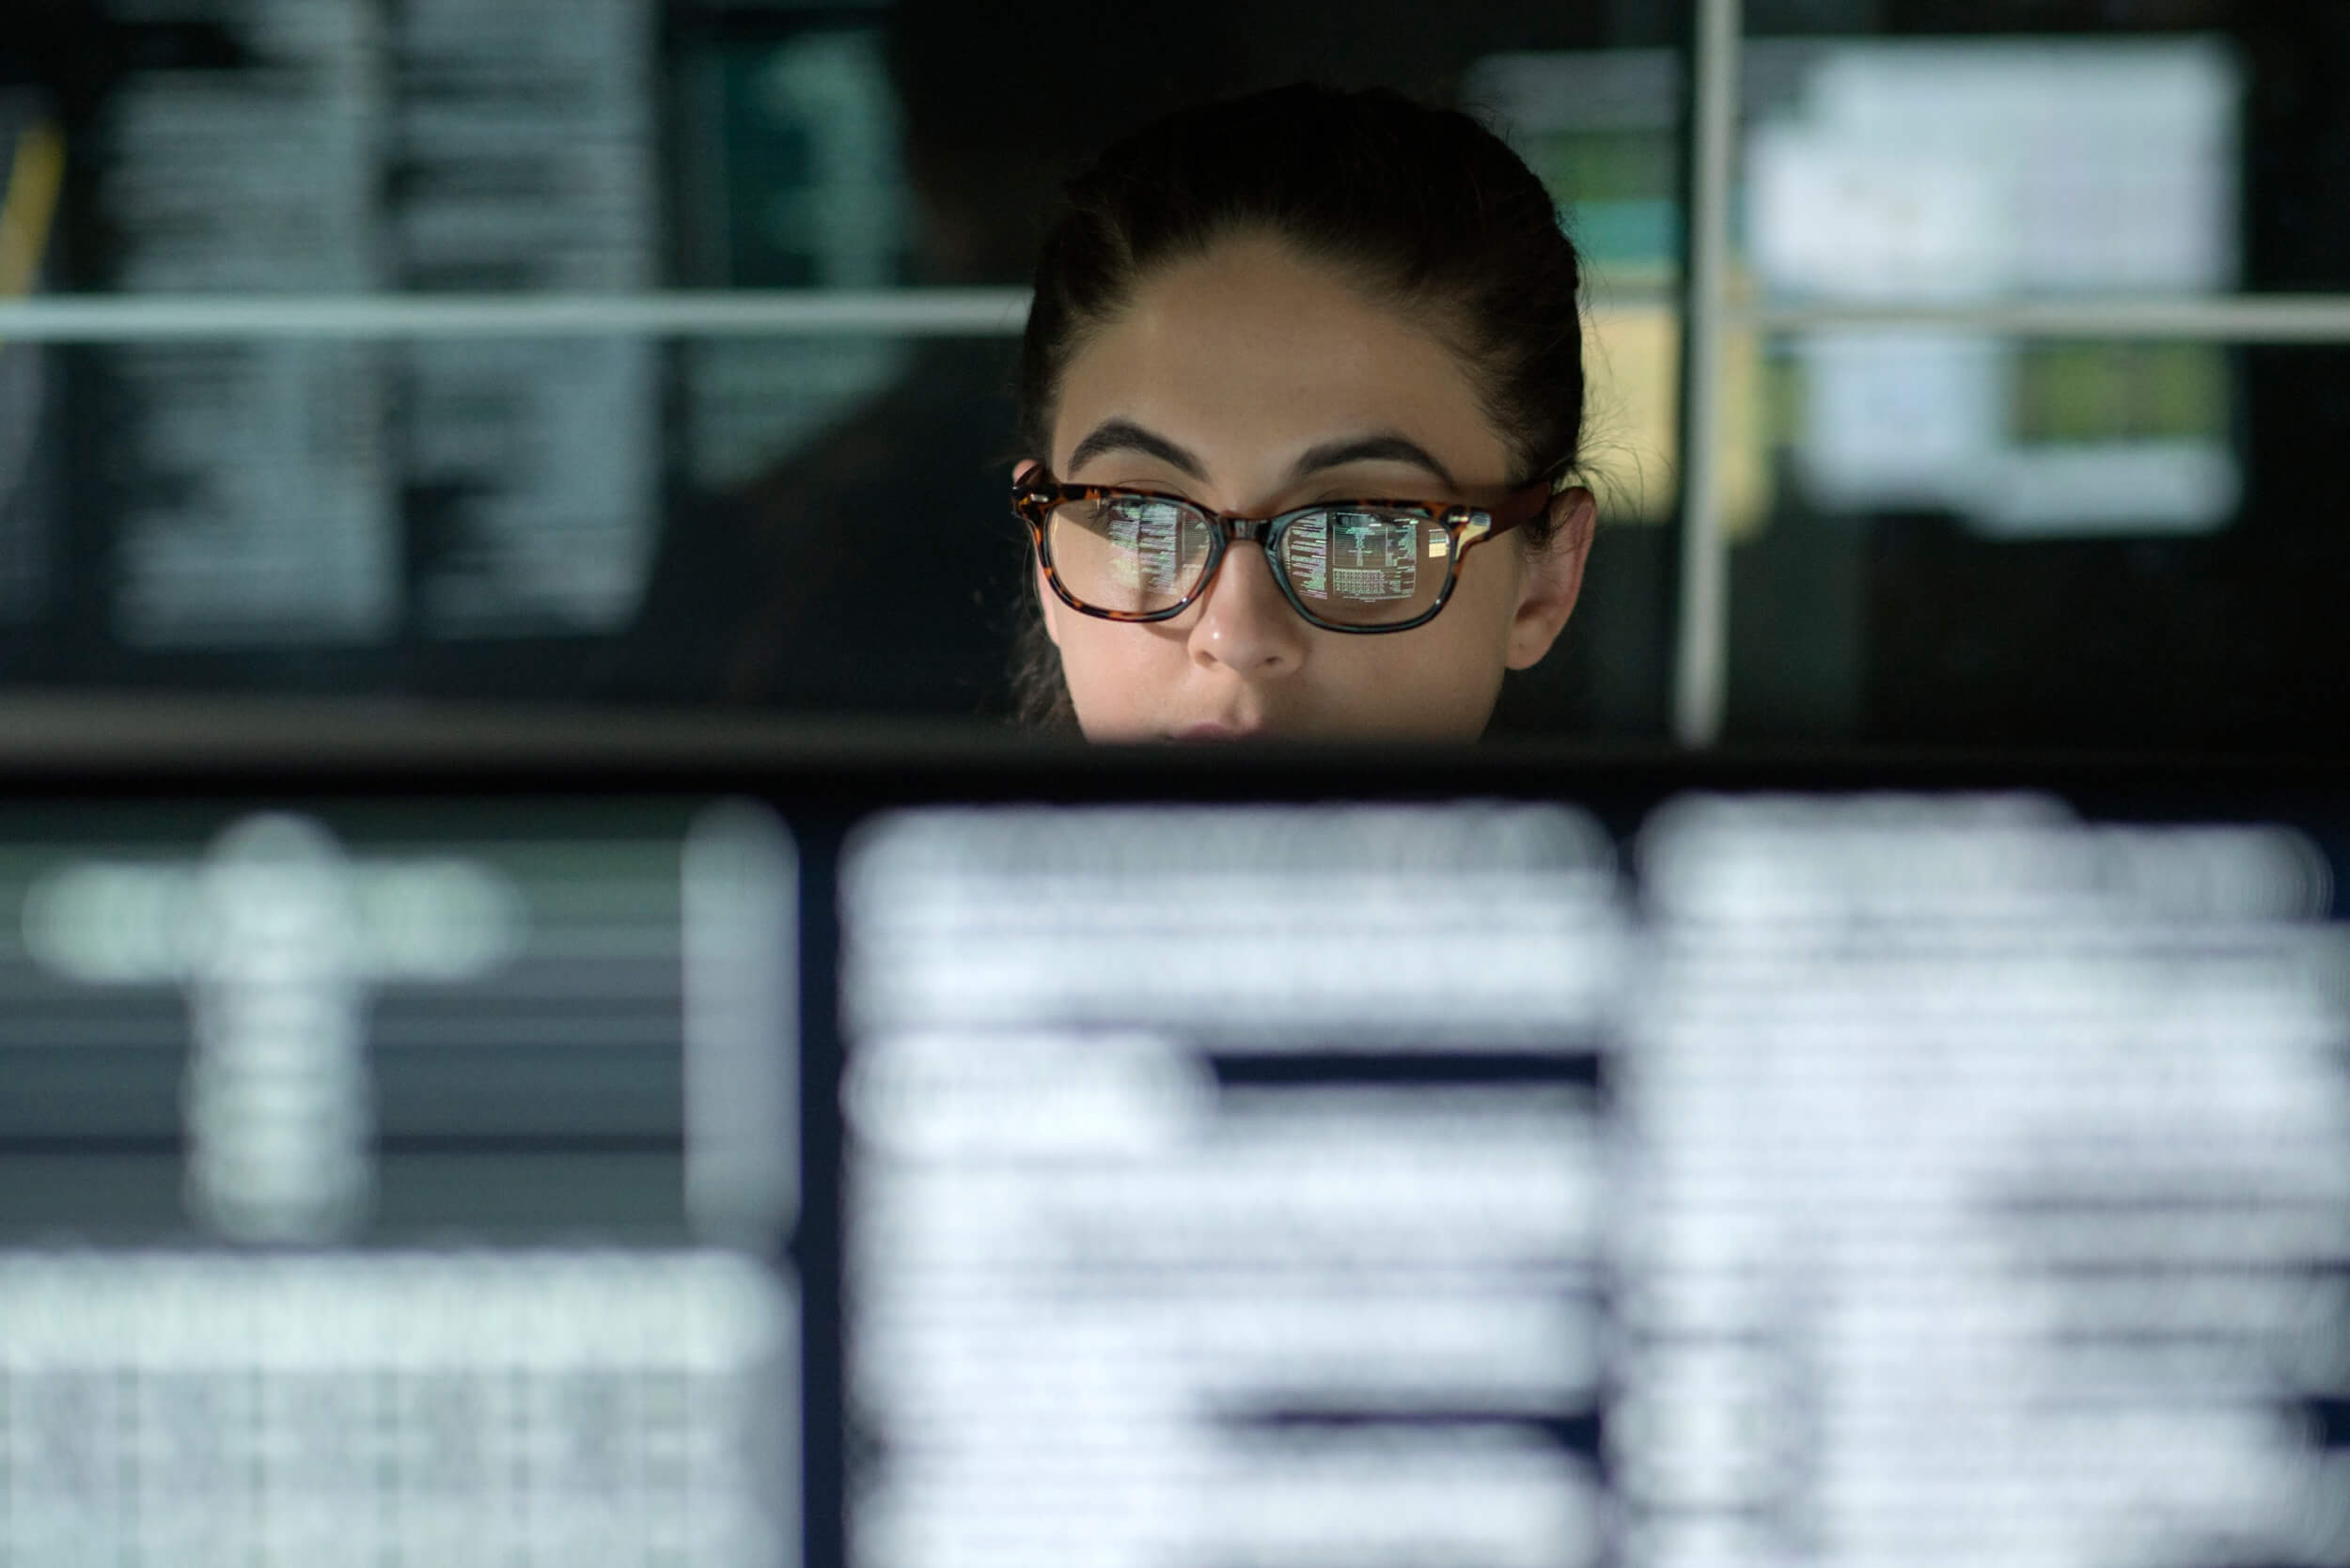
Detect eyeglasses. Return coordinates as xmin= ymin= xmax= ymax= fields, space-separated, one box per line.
xmin=1012 ymin=472 xmax=1553 ymax=635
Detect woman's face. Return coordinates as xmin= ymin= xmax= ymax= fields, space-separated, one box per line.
xmin=1033 ymin=232 xmax=1594 ymax=743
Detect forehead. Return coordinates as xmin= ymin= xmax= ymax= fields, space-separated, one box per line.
xmin=1050 ymin=235 xmax=1510 ymax=482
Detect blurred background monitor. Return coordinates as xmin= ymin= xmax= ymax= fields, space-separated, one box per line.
xmin=0 ymin=0 xmax=2342 ymax=752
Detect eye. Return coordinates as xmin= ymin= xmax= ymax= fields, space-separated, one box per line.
xmin=1062 ymin=494 xmax=1140 ymax=534
xmin=1105 ymin=494 xmax=1177 ymax=523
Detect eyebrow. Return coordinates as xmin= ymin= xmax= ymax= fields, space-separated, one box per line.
xmin=1288 ymin=433 xmax=1457 ymax=491
xmin=1064 ymin=419 xmax=1205 ymax=479
xmin=1063 ymin=420 xmax=1460 ymax=493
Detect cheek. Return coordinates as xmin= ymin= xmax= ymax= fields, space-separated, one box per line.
xmin=1310 ymin=554 xmax=1519 ymax=733
xmin=1055 ymin=617 xmax=1188 ymax=739
xmin=1329 ymin=624 xmax=1506 ymax=736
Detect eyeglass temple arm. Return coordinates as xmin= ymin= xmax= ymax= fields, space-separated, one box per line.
xmin=1469 ymin=481 xmax=1559 ymax=543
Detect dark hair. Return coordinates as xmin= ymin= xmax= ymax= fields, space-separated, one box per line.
xmin=1011 ymin=83 xmax=1590 ymax=729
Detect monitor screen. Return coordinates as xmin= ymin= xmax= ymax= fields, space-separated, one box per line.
xmin=0 ymin=746 xmax=2342 ymax=1568
xmin=0 ymin=796 xmax=798 ymax=1562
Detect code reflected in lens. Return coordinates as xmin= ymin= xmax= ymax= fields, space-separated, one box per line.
xmin=1054 ymin=500 xmax=1204 ymax=613
xmin=1281 ymin=511 xmax=1434 ymax=622
xmin=1284 ymin=516 xmax=1330 ymax=600
xmin=1107 ymin=501 xmax=1187 ymax=594
xmin=1332 ymin=514 xmax=1418 ymax=603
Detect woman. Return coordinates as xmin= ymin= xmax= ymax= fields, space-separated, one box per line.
xmin=1010 ymin=83 xmax=1597 ymax=741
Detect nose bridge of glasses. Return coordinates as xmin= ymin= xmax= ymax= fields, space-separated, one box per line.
xmin=1207 ymin=510 xmax=1277 ymax=547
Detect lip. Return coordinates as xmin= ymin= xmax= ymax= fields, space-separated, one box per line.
xmin=1168 ymin=721 xmax=1261 ymax=743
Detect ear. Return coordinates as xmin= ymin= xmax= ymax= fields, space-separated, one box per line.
xmin=1503 ymin=486 xmax=1596 ymax=671
xmin=1012 ymin=459 xmax=1039 ymax=486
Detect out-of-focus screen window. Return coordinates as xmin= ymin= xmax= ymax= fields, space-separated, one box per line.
xmin=0 ymin=794 xmax=803 ymax=1562
xmin=11 ymin=0 xmax=2338 ymax=753
xmin=0 ymin=0 xmax=1681 ymax=732
xmin=3 ymin=755 xmax=2347 ymax=1565
xmin=1720 ymin=6 xmax=2337 ymax=753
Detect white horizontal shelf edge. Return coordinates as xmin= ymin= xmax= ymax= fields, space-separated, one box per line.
xmin=0 ymin=286 xmax=1676 ymax=342
xmin=1745 ymin=296 xmax=2350 ymax=340
xmin=0 ymin=290 xmax=1038 ymax=340
xmin=5 ymin=290 xmax=2350 ymax=342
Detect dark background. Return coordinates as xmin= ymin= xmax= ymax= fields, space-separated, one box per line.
xmin=0 ymin=0 xmax=2343 ymax=753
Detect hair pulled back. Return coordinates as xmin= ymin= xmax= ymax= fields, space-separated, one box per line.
xmin=1011 ymin=83 xmax=1590 ymax=727
xmin=1020 ymin=83 xmax=1587 ymax=496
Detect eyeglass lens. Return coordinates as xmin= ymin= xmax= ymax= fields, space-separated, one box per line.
xmin=1046 ymin=495 xmax=1452 ymax=627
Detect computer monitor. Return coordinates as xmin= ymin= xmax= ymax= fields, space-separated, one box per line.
xmin=0 ymin=733 xmax=2342 ymax=1568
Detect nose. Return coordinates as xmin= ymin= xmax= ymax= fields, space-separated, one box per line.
xmin=1188 ymin=542 xmax=1308 ymax=678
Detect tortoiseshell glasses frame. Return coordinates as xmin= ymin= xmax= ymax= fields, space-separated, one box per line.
xmin=1011 ymin=472 xmax=1556 ymax=635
